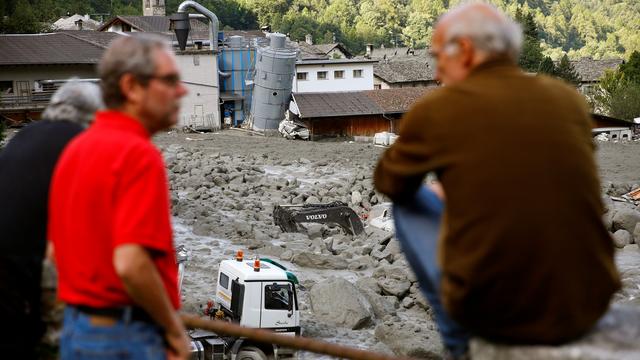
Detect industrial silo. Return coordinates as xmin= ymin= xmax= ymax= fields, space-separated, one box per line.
xmin=249 ymin=33 xmax=297 ymax=131
xmin=219 ymin=35 xmax=255 ymax=126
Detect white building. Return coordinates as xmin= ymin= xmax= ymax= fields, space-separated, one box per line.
xmin=174 ymin=49 xmax=221 ymax=131
xmin=292 ymin=59 xmax=378 ymax=93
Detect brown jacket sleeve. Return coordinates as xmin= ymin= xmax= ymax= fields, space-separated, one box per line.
xmin=374 ymin=95 xmax=448 ymax=203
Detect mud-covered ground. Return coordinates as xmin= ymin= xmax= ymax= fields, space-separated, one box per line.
xmin=153 ymin=130 xmax=640 ymax=359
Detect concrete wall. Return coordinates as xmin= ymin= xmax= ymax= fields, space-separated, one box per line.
xmin=293 ymin=62 xmax=374 ymax=93
xmin=174 ymin=51 xmax=221 ymax=130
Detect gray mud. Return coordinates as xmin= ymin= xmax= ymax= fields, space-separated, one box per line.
xmin=154 ymin=130 xmax=640 ymax=359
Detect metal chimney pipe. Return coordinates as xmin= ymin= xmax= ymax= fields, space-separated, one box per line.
xmin=169 ymin=12 xmax=190 ymax=51
xmin=177 ymin=0 xmax=219 ymax=51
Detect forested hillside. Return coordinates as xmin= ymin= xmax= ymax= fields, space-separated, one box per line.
xmin=1 ymin=0 xmax=638 ymax=59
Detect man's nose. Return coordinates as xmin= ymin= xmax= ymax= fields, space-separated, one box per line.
xmin=176 ymin=82 xmax=188 ymax=97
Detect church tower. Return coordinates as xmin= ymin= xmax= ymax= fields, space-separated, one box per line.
xmin=143 ymin=0 xmax=166 ymax=16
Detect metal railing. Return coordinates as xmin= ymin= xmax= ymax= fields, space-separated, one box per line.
xmin=0 ymin=90 xmax=56 ymax=110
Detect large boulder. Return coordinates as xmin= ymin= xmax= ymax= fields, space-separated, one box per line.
xmin=377 ymin=277 xmax=411 ymax=297
xmin=612 ymin=208 xmax=640 ymax=233
xmin=374 ymin=319 xmax=443 ymax=359
xmin=291 ymin=251 xmax=348 ymax=269
xmin=309 ymin=277 xmax=372 ymax=330
xmin=612 ymin=230 xmax=632 ymax=249
xmin=361 ymin=289 xmax=399 ymax=318
xmin=470 ymin=304 xmax=640 ymax=360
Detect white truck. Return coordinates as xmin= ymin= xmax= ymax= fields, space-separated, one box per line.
xmin=187 ymin=250 xmax=301 ymax=360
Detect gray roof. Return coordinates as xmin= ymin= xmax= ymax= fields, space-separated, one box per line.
xmin=293 ymin=88 xmax=433 ymax=118
xmin=52 ymin=14 xmax=101 ymax=30
xmin=98 ymin=16 xmax=210 ymax=40
xmin=374 ymin=57 xmax=436 ymax=84
xmin=297 ymin=58 xmax=378 ymax=65
xmin=0 ymin=32 xmax=121 ymax=66
xmin=369 ymin=46 xmax=429 ymax=60
xmin=365 ymin=87 xmax=432 ymax=113
xmin=293 ymin=91 xmax=379 ymax=118
xmin=568 ymin=57 xmax=624 ymax=82
xmin=60 ymin=30 xmax=122 ymax=48
xmin=297 ymin=42 xmax=352 ymax=60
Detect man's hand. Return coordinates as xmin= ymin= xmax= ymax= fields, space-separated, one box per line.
xmin=166 ymin=324 xmax=190 ymax=360
xmin=114 ymin=244 xmax=187 ymax=358
xmin=428 ymin=181 xmax=446 ymax=201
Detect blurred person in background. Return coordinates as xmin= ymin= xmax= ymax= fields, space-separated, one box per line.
xmin=0 ymin=80 xmax=103 ymax=359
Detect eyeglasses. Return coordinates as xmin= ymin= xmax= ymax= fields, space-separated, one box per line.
xmin=141 ymin=73 xmax=182 ymax=87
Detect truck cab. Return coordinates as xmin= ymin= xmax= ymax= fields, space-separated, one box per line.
xmin=215 ymin=256 xmax=301 ymax=336
xmin=187 ymin=250 xmax=301 ymax=360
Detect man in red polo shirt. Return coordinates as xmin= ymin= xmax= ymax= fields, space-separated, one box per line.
xmin=48 ymin=34 xmax=189 ymax=359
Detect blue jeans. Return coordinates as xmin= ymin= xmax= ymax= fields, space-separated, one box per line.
xmin=393 ymin=186 xmax=471 ymax=357
xmin=60 ymin=306 xmax=166 ymax=360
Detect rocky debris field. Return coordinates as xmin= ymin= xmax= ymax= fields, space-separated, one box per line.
xmin=152 ymin=131 xmax=640 ymax=359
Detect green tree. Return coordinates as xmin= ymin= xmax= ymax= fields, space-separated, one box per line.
xmin=402 ymin=0 xmax=446 ymax=48
xmin=516 ymin=9 xmax=544 ymax=72
xmin=593 ymin=69 xmax=640 ymax=120
xmin=606 ymin=82 xmax=640 ymax=120
xmin=241 ymin=0 xmax=290 ymax=27
xmin=537 ymin=56 xmax=557 ymax=75
xmin=555 ymin=54 xmax=581 ymax=85
xmin=356 ymin=0 xmax=405 ymax=47
xmin=166 ymin=0 xmax=257 ymax=30
xmin=321 ymin=0 xmax=357 ymax=29
xmin=1 ymin=0 xmax=42 ymax=33
xmin=619 ymin=51 xmax=640 ymax=85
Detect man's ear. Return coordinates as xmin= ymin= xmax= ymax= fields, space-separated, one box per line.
xmin=119 ymin=73 xmax=144 ymax=105
xmin=458 ymin=38 xmax=475 ymax=67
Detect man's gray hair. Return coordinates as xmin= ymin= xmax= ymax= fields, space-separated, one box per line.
xmin=42 ymin=80 xmax=104 ymax=126
xmin=439 ymin=2 xmax=523 ymax=61
xmin=98 ymin=34 xmax=171 ymax=109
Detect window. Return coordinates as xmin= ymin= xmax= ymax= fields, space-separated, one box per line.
xmin=296 ymin=72 xmax=308 ymax=80
xmin=353 ymin=69 xmax=363 ymax=78
xmin=0 ymin=81 xmax=13 ymax=95
xmin=334 ymin=70 xmax=344 ymax=79
xmin=219 ymin=272 xmax=229 ymax=289
xmin=264 ymin=283 xmax=292 ymax=310
xmin=374 ymin=84 xmax=381 ymax=90
xmin=317 ymin=71 xmax=328 ymax=80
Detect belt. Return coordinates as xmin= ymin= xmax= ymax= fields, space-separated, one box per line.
xmin=74 ymin=305 xmax=154 ymax=324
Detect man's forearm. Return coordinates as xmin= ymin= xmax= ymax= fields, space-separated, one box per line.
xmin=114 ymin=244 xmax=182 ymax=335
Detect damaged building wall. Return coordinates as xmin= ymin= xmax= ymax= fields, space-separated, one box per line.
xmin=301 ymin=115 xmax=401 ymax=139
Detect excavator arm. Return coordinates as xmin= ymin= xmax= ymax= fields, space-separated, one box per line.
xmin=273 ymin=201 xmax=364 ymax=236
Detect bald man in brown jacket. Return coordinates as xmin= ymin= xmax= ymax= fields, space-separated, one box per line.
xmin=374 ymin=4 xmax=620 ymax=359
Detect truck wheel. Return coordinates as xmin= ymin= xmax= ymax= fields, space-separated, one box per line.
xmin=237 ymin=346 xmax=268 ymax=360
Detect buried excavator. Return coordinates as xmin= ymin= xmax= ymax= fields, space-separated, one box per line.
xmin=273 ymin=201 xmax=365 ymax=236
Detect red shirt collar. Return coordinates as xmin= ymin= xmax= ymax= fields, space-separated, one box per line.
xmin=94 ymin=110 xmax=151 ymax=139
